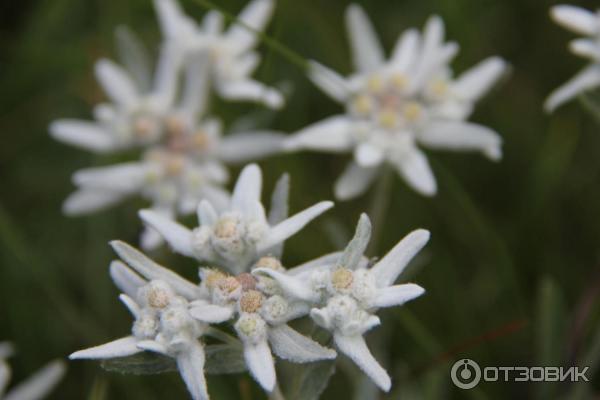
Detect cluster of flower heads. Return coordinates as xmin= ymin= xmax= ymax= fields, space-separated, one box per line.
xmin=53 ymin=1 xmax=600 ymax=399
xmin=70 ymin=165 xmax=430 ymax=398
xmin=0 ymin=342 xmax=65 ymax=400
xmin=50 ymin=0 xmax=285 ymax=249
xmin=284 ymin=6 xmax=507 ymax=198
xmin=49 ymin=0 xmax=513 ymax=254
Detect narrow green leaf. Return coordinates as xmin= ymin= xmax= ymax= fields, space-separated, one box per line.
xmin=286 ymin=360 xmax=336 ymax=400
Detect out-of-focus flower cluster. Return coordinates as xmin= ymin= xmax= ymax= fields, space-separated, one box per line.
xmin=70 ymin=165 xmax=430 ymax=399
xmin=284 ymin=6 xmax=507 ymax=198
xmin=0 ymin=342 xmax=65 ymax=400
xmin=50 ymin=0 xmax=286 ymax=250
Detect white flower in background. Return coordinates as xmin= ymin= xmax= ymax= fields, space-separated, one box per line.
xmin=254 ymin=214 xmax=429 ymax=391
xmin=64 ymin=154 xmax=230 ymax=250
xmin=192 ymin=257 xmax=336 ymax=392
xmin=0 ymin=342 xmax=65 ymax=400
xmin=71 ymin=248 xmax=210 ymax=400
xmin=285 ymin=5 xmax=507 ymax=199
xmin=50 ymin=43 xmax=181 ymax=153
xmin=154 ymin=0 xmax=284 ymax=109
xmin=545 ymin=5 xmax=600 ymax=112
xmin=139 ymin=164 xmax=333 ymax=273
xmin=54 ymin=50 xmax=286 ymax=250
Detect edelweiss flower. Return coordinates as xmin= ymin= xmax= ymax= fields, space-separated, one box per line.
xmin=139 ymin=164 xmax=333 ymax=273
xmin=64 ymin=154 xmax=230 ymax=249
xmin=254 ymin=214 xmax=429 ymax=391
xmin=54 ymin=49 xmax=286 ymax=249
xmin=545 ymin=5 xmax=600 ymax=111
xmin=0 ymin=342 xmax=65 ymax=400
xmin=71 ymin=247 xmax=210 ymax=400
xmin=154 ymin=0 xmax=284 ymax=108
xmin=83 ymin=241 xmax=335 ymax=396
xmin=191 ymin=257 xmax=336 ymax=392
xmin=50 ymin=44 xmax=181 ymax=153
xmin=285 ymin=5 xmax=507 ymax=199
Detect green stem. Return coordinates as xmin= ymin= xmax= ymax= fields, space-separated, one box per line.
xmin=367 ymin=166 xmax=394 ymax=256
xmin=191 ymin=0 xmax=308 ymax=71
xmin=578 ymin=93 xmax=600 ymax=126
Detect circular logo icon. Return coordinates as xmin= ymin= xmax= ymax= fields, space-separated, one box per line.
xmin=451 ymin=359 xmax=481 ymax=389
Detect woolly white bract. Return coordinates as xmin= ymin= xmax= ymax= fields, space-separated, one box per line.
xmin=49 ymin=0 xmax=286 ymax=250
xmin=545 ymin=5 xmax=600 ymax=112
xmin=254 ymin=214 xmax=429 ymax=391
xmin=139 ymin=164 xmax=333 ymax=273
xmin=285 ymin=4 xmax=507 ymax=199
xmin=70 ymin=171 xmax=429 ymax=398
xmin=0 ymin=342 xmax=65 ymax=400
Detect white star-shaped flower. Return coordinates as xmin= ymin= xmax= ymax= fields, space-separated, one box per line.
xmin=0 ymin=342 xmax=65 ymax=400
xmin=94 ymin=241 xmax=336 ymax=396
xmin=545 ymin=5 xmax=600 ymax=112
xmin=191 ymin=257 xmax=336 ymax=392
xmin=285 ymin=5 xmax=507 ymax=199
xmin=53 ymin=50 xmax=286 ymax=250
xmin=154 ymin=0 xmax=284 ymax=108
xmin=139 ymin=164 xmax=333 ymax=273
xmin=71 ymin=246 xmax=211 ymax=400
xmin=253 ymin=214 xmax=428 ymax=391
xmin=50 ymin=43 xmax=181 ymax=153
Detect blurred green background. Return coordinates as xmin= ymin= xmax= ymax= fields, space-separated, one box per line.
xmin=2 ymin=0 xmax=600 ymax=398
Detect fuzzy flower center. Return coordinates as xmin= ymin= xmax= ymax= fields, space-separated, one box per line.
xmin=214 ymin=216 xmax=240 ymax=239
xmin=331 ymin=268 xmax=354 ymax=291
xmin=348 ymin=73 xmax=429 ymax=132
xmin=239 ymin=290 xmax=264 ymax=313
xmin=216 ymin=276 xmax=241 ymax=294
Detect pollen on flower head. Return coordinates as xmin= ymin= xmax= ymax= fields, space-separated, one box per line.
xmin=367 ymin=75 xmax=384 ymax=93
xmin=391 ymin=73 xmax=408 ymax=91
xmin=378 ymin=109 xmax=398 ymax=129
xmin=217 ymin=276 xmax=241 ymax=294
xmin=236 ymin=273 xmax=257 ymax=291
xmin=192 ymin=130 xmax=210 ymax=151
xmin=429 ymin=78 xmax=448 ymax=98
xmin=133 ymin=115 xmax=157 ymax=138
xmin=202 ymin=269 xmax=228 ymax=290
xmin=403 ymin=101 xmax=423 ymax=122
xmin=164 ymin=115 xmax=186 ymax=138
xmin=352 ymin=94 xmax=374 ymax=115
xmin=140 ymin=280 xmax=174 ymax=309
xmin=214 ymin=216 xmax=239 ymax=239
xmin=331 ymin=268 xmax=354 ymax=291
xmin=164 ymin=154 xmax=186 ymax=176
xmin=254 ymin=256 xmax=284 ymax=271
xmin=239 ymin=290 xmax=263 ymax=313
